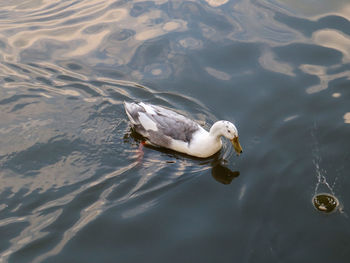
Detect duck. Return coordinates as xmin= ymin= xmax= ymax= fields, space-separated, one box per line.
xmin=124 ymin=101 xmax=242 ymax=158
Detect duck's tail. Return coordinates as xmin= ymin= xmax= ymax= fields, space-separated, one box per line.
xmin=123 ymin=101 xmax=142 ymax=125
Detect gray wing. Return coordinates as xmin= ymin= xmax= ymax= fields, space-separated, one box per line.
xmin=150 ymin=104 xmax=200 ymax=143
xmin=124 ymin=102 xmax=200 ymax=144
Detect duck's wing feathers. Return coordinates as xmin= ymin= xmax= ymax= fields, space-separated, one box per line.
xmin=124 ymin=102 xmax=200 ymax=144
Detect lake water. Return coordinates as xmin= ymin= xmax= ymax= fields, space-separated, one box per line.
xmin=1 ymin=0 xmax=350 ymax=262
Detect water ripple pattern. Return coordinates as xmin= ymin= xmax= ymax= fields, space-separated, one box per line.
xmin=1 ymin=0 xmax=350 ymax=263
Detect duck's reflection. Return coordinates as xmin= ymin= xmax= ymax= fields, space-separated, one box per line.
xmin=210 ymin=159 xmax=240 ymax=184
xmin=125 ymin=129 xmax=240 ymax=185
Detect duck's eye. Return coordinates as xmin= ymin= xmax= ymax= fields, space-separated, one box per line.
xmin=228 ymin=130 xmax=231 ymax=133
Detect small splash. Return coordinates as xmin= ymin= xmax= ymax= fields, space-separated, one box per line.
xmin=311 ymin=158 xmax=343 ymax=214
xmin=311 ymin=122 xmax=343 ymax=214
xmin=313 ymin=193 xmax=339 ymax=213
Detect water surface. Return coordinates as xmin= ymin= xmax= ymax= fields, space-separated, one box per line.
xmin=1 ymin=0 xmax=350 ymax=262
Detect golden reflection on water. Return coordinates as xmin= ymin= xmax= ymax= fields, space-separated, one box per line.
xmin=0 ymin=161 xmax=141 ymax=263
xmin=300 ymin=64 xmax=350 ymax=94
xmin=1 ymin=0 xmax=188 ymax=66
xmin=277 ymin=0 xmax=350 ymax=20
xmin=259 ymin=49 xmax=295 ymax=77
xmin=0 ymin=209 xmax=62 ymax=263
xmin=205 ymin=67 xmax=231 ymax=81
xmin=344 ymin=112 xmax=350 ymax=124
xmin=312 ymin=29 xmax=350 ymax=63
xmin=205 ymin=0 xmax=229 ymax=7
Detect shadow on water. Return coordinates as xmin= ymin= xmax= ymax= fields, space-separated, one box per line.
xmin=211 ymin=160 xmax=240 ymax=185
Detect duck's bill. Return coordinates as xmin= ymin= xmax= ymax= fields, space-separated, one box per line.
xmin=231 ymin=137 xmax=243 ymax=155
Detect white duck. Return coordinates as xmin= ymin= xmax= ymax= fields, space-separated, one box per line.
xmin=124 ymin=101 xmax=242 ymax=158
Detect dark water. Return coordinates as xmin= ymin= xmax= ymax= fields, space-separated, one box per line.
xmin=1 ymin=0 xmax=350 ymax=262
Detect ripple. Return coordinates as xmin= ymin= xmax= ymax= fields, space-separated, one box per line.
xmin=312 ymin=29 xmax=350 ymax=62
xmin=143 ymin=63 xmax=172 ymax=78
xmin=0 ymin=59 xmax=226 ymax=261
xmin=205 ymin=0 xmax=229 ymax=7
xmin=178 ymin=37 xmax=203 ymax=50
xmin=205 ymin=67 xmax=231 ymax=81
xmin=259 ymin=48 xmax=295 ymax=76
xmin=134 ymin=19 xmax=187 ymax=41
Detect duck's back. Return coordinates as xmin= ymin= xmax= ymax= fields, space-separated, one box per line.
xmin=124 ymin=101 xmax=201 ymax=148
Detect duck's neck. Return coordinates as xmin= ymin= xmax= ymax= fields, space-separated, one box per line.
xmin=209 ymin=121 xmax=224 ymax=140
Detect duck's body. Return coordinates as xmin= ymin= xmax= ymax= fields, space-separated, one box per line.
xmin=124 ymin=101 xmax=242 ymax=158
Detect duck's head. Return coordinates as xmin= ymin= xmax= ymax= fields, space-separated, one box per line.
xmin=211 ymin=121 xmax=243 ymax=155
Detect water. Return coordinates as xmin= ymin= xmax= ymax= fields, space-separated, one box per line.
xmin=1 ymin=0 xmax=350 ymax=262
